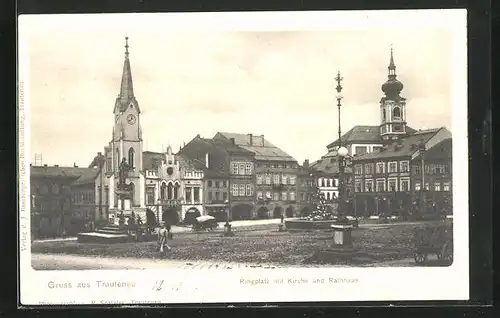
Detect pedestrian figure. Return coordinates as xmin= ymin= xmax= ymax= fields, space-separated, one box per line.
xmin=280 ymin=214 xmax=284 ymax=224
xmin=158 ymin=224 xmax=171 ymax=256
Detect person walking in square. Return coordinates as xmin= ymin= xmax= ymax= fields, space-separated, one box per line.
xmin=158 ymin=223 xmax=171 ymax=256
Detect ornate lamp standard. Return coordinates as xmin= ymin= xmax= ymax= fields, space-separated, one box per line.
xmin=334 ymin=71 xmax=350 ymax=225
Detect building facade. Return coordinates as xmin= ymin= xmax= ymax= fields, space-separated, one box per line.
xmin=213 ymin=132 xmax=300 ymax=219
xmin=296 ymin=159 xmax=316 ymax=217
xmin=351 ymin=128 xmax=452 ymax=217
xmin=30 ymin=165 xmax=97 ymax=238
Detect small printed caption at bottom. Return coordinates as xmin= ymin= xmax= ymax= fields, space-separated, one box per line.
xmin=240 ymin=277 xmax=359 ymax=286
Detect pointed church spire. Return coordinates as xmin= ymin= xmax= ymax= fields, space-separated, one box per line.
xmin=118 ymin=36 xmax=135 ymax=109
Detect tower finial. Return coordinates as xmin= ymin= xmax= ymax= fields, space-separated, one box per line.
xmin=389 ymin=45 xmax=395 ymax=71
xmin=125 ymin=36 xmax=129 ymax=57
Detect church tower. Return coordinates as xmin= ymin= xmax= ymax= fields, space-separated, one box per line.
xmin=111 ymin=37 xmax=143 ymax=174
xmin=379 ymin=48 xmax=407 ymax=140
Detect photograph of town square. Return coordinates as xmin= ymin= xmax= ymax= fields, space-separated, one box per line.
xmin=29 ymin=30 xmax=454 ymax=269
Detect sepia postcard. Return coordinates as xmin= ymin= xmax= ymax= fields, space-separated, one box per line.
xmin=18 ymin=9 xmax=469 ymax=305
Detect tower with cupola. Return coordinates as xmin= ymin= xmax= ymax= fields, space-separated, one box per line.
xmin=379 ymin=48 xmax=407 ymax=140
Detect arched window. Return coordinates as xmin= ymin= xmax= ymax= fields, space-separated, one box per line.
xmin=382 ymin=109 xmax=387 ymax=122
xmin=326 ymin=192 xmax=331 ymax=201
xmin=161 ymin=183 xmax=167 ymax=200
xmin=174 ymin=183 xmax=180 ymax=199
xmin=393 ymin=107 xmax=401 ymax=118
xmin=128 ymin=147 xmax=135 ymax=168
xmin=167 ymin=183 xmax=173 ymax=200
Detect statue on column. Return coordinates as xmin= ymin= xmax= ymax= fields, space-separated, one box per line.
xmin=118 ymin=157 xmax=130 ymax=187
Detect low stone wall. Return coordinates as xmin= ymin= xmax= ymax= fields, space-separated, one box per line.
xmin=285 ymin=219 xmax=338 ymax=230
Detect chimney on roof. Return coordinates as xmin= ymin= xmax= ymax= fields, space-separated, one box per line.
xmin=74 ymin=162 xmax=78 ymax=168
xmin=205 ymin=153 xmax=209 ymax=169
xmin=196 ymin=134 xmax=200 ymax=138
xmin=260 ymin=135 xmax=265 ymax=146
xmin=98 ymin=152 xmax=102 ymax=156
xmin=247 ymin=133 xmax=253 ymax=145
xmin=303 ymin=159 xmax=309 ymax=168
xmin=230 ymin=138 xmax=235 ymax=145
xmin=43 ymin=164 xmax=48 ymax=168
xmin=54 ymin=165 xmax=59 ymax=168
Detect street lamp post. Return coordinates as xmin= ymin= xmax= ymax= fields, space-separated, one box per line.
xmin=335 ymin=71 xmax=349 ymax=224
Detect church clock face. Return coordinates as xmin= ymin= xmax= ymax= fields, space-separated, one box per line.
xmin=126 ymin=114 xmax=136 ymax=125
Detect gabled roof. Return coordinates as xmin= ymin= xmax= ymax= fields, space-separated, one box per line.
xmin=31 ymin=166 xmax=99 ymax=186
xmin=178 ymin=136 xmax=232 ymax=178
xmin=214 ymin=132 xmax=297 ymax=162
xmin=327 ymin=125 xmax=417 ymax=148
xmin=414 ymin=138 xmax=452 ymax=160
xmin=351 ymin=128 xmax=442 ymax=161
xmin=142 ymin=151 xmax=163 ymax=170
xmin=310 ymin=156 xmax=353 ymax=175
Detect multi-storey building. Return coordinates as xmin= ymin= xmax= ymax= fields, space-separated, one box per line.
xmin=213 ymin=132 xmax=300 ymax=219
xmin=296 ymin=159 xmax=316 ymax=217
xmin=179 ymin=134 xmax=255 ymax=221
xmin=30 ymin=164 xmax=97 ymax=238
xmin=351 ymin=128 xmax=451 ymax=217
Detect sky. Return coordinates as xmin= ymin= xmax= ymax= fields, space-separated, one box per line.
xmin=24 ymin=13 xmax=456 ymax=167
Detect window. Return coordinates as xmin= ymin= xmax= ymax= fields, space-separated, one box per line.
xmin=355 ymin=181 xmax=362 ymax=192
xmin=231 ymin=163 xmax=239 ymax=175
xmin=414 ymin=165 xmax=421 ymax=175
xmin=223 ymin=192 xmax=228 ymax=201
xmin=208 ymin=180 xmax=213 ymax=187
xmin=364 ymin=163 xmax=374 ymax=175
xmin=273 ymin=192 xmax=279 ymax=201
xmin=443 ymin=182 xmax=451 ymax=191
xmin=415 ymin=182 xmax=421 ymax=191
xmin=319 ymin=178 xmax=324 ymax=187
xmin=185 ymin=187 xmax=192 ymax=202
xmin=274 ymin=174 xmax=280 ymax=184
xmin=376 ymin=179 xmax=386 ymax=192
xmin=265 ymin=175 xmax=271 ymax=184
xmin=326 ymin=192 xmax=331 ymax=200
xmin=245 ymin=163 xmax=253 ymax=175
xmin=301 ymin=193 xmax=306 ymax=201
xmin=289 ymin=192 xmax=295 ymax=201
xmin=231 ymin=184 xmax=239 ymax=196
xmin=160 ymin=183 xmax=166 ymax=200
xmin=265 ymin=191 xmax=271 ymax=199
xmin=328 ymin=179 xmax=332 ymax=187
xmin=167 ymin=183 xmax=173 ymax=200
xmin=208 ymin=191 xmax=213 ymax=201
xmin=215 ymin=191 xmax=220 ymax=200
xmin=365 ymin=180 xmax=373 ymax=192
xmin=246 ymin=184 xmax=253 ymax=196
xmin=373 ymin=146 xmax=383 ymax=152
xmin=434 ymin=182 xmax=441 ymax=191
xmin=106 ymin=159 xmax=111 ymax=173
xmin=393 ymin=106 xmax=401 ymax=118
xmin=425 ymin=183 xmax=430 ymax=190
xmin=355 ymin=164 xmax=363 ymax=175
xmin=222 ymin=181 xmax=227 ymax=187
xmin=400 ymin=161 xmax=409 ymax=173
xmin=376 ymin=162 xmax=385 ymax=174
xmin=388 ymin=162 xmax=397 ymax=173
xmin=355 ymin=146 xmax=367 ymax=155
xmin=257 ymin=192 xmax=263 ymax=199
xmin=147 ymin=188 xmax=155 ymax=204
xmin=289 ymin=175 xmax=296 ymax=185
xmin=256 ymin=174 xmax=263 ymax=184
xmin=282 ymin=175 xmax=288 ymax=184
xmin=282 ymin=192 xmax=287 ymax=201
xmin=239 ymin=163 xmax=245 ymax=175
xmin=128 ymin=147 xmax=135 ymax=168
xmin=238 ymin=184 xmax=245 ymax=196
xmin=400 ymin=179 xmax=410 ymax=192
xmin=215 ymin=181 xmax=220 ymax=188
xmin=388 ymin=178 xmax=397 ymax=192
